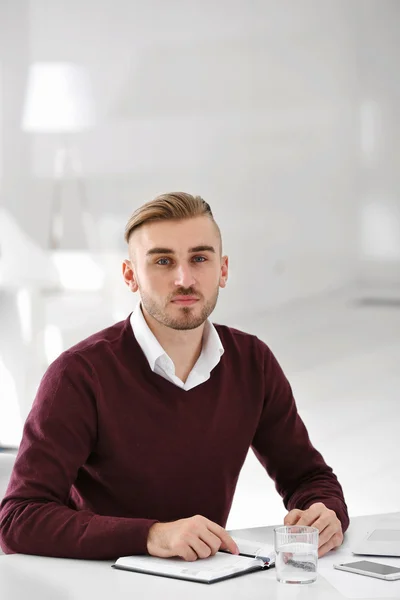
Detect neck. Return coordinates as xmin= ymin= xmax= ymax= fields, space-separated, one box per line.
xmin=141 ymin=305 xmax=205 ymax=382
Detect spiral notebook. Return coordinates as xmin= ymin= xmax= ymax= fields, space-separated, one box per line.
xmin=112 ymin=536 xmax=275 ymax=584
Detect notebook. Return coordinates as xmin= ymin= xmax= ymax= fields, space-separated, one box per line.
xmin=112 ymin=536 xmax=275 ymax=584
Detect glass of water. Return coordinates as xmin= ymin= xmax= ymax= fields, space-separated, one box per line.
xmin=274 ymin=525 xmax=319 ymax=584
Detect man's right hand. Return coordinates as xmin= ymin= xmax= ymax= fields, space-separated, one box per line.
xmin=147 ymin=515 xmax=239 ymax=561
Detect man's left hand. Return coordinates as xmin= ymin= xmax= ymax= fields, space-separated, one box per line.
xmin=284 ymin=502 xmax=343 ymax=557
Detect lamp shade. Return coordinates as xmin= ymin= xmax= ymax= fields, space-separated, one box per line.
xmin=22 ymin=62 xmax=95 ymax=132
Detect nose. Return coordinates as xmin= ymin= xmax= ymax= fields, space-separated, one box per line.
xmin=174 ymin=264 xmax=196 ymax=288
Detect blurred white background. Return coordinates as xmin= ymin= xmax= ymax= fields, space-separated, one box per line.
xmin=0 ymin=0 xmax=399 ymax=528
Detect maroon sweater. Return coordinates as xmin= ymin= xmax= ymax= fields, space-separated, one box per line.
xmin=0 ymin=317 xmax=349 ymax=559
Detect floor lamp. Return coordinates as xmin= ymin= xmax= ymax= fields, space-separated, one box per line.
xmin=22 ymin=62 xmax=97 ymax=251
xmin=21 ymin=62 xmax=103 ymax=292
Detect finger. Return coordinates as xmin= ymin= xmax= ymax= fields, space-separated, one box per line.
xmin=317 ymin=523 xmax=338 ymax=548
xmin=295 ymin=514 xmax=316 ymax=526
xmin=302 ymin=509 xmax=341 ymax=543
xmin=318 ymin=531 xmax=344 ymax=558
xmin=189 ymin=537 xmax=214 ymax=560
xmin=314 ymin=516 xmax=342 ymax=547
xmin=207 ymin=521 xmax=239 ymax=554
xmin=284 ymin=509 xmax=303 ymax=525
xmin=309 ymin=513 xmax=335 ymax=536
xmin=200 ymin=530 xmax=223 ymax=556
xmin=318 ymin=540 xmax=335 ymax=558
xmin=295 ymin=504 xmax=325 ymax=527
xmin=178 ymin=545 xmax=198 ymax=562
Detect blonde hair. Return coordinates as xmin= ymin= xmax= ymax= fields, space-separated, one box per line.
xmin=124 ymin=192 xmax=221 ymax=246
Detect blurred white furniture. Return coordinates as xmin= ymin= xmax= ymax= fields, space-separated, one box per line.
xmin=0 ymin=207 xmax=59 ymax=289
xmin=0 ymin=206 xmax=125 ymax=446
xmin=0 ymin=207 xmax=60 ymax=444
xmin=0 ymin=452 xmax=16 ymax=555
xmin=0 ymin=453 xmax=15 ymax=501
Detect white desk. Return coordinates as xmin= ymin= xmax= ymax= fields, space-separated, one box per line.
xmin=0 ymin=513 xmax=399 ymax=600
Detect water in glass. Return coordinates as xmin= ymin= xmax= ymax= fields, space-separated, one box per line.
xmin=275 ymin=541 xmax=318 ymax=584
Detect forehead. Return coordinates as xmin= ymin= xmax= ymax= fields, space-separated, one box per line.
xmin=132 ymin=216 xmax=220 ymax=253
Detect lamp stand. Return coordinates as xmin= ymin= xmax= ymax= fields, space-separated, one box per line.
xmin=49 ymin=144 xmax=97 ymax=250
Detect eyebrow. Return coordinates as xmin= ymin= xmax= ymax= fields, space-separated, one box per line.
xmin=146 ymin=245 xmax=216 ymax=256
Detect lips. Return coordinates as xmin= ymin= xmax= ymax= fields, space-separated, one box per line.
xmin=172 ymin=296 xmax=199 ymax=302
xmin=171 ymin=296 xmax=199 ymax=305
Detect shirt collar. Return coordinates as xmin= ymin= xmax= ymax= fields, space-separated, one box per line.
xmin=130 ymin=303 xmax=166 ymax=371
xmin=130 ymin=302 xmax=224 ymax=373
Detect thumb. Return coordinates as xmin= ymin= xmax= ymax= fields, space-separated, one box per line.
xmin=284 ymin=509 xmax=303 ymax=526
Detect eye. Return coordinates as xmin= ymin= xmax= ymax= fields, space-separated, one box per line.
xmin=156 ymin=257 xmax=171 ymax=266
xmin=192 ymin=256 xmax=206 ymax=263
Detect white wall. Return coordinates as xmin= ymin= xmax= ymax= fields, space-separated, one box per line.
xmin=353 ymin=0 xmax=400 ymax=287
xmin=1 ymin=2 xmax=398 ymax=320
xmin=2 ymin=0 xmax=380 ymax=321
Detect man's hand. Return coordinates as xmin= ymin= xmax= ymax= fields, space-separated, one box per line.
xmin=147 ymin=515 xmax=239 ymax=561
xmin=284 ymin=502 xmax=343 ymax=557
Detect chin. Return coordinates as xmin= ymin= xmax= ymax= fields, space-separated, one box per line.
xmin=170 ymin=305 xmax=200 ymax=318
xmin=165 ymin=306 xmax=207 ymax=329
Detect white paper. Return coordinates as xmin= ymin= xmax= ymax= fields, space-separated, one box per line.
xmin=115 ymin=552 xmax=262 ymax=582
xmin=231 ymin=536 xmax=268 ymax=555
xmin=232 ymin=536 xmax=275 ymax=565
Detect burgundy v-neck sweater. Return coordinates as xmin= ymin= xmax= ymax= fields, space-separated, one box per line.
xmin=0 ymin=317 xmax=348 ymax=559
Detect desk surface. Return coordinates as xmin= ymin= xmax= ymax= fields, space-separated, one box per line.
xmin=1 ymin=513 xmax=399 ymax=600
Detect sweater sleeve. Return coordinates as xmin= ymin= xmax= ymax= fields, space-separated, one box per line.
xmin=0 ymin=352 xmax=158 ymax=559
xmin=251 ymin=344 xmax=349 ymax=533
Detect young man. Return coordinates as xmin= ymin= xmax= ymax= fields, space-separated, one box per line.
xmin=0 ymin=192 xmax=348 ymax=561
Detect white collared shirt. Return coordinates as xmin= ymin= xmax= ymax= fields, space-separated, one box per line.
xmin=130 ymin=304 xmax=224 ymax=391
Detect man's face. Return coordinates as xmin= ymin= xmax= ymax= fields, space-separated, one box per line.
xmin=124 ymin=216 xmax=228 ymax=330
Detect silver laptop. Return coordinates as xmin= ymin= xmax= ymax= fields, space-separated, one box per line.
xmin=352 ymin=518 xmax=400 ymax=557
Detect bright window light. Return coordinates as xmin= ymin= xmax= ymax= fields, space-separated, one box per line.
xmin=361 ymin=201 xmax=400 ymax=260
xmin=51 ymin=251 xmax=105 ymax=291
xmin=44 ymin=325 xmax=63 ymax=365
xmin=16 ymin=288 xmax=32 ymax=344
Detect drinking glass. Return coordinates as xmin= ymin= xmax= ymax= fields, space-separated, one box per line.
xmin=274 ymin=525 xmax=319 ymax=584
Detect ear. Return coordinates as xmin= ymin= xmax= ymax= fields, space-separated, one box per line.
xmin=122 ymin=259 xmax=139 ymax=293
xmin=219 ymin=255 xmax=228 ymax=289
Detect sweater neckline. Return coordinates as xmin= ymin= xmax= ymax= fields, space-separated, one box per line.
xmin=121 ymin=315 xmax=223 ymax=394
